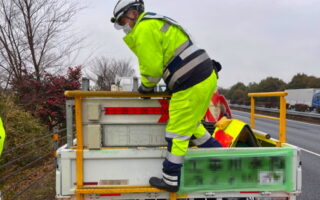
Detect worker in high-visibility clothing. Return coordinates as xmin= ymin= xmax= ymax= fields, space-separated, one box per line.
xmin=0 ymin=117 xmax=6 ymax=156
xmin=111 ymin=0 xmax=222 ymax=192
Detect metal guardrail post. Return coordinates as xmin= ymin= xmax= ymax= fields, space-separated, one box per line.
xmin=66 ymin=100 xmax=74 ymax=148
xmin=75 ymin=97 xmax=84 ymax=200
xmin=250 ymin=96 xmax=255 ymax=129
xmin=170 ymin=192 xmax=177 ymax=200
xmin=53 ymin=127 xmax=59 ymax=167
xmin=279 ymin=96 xmax=287 ymax=144
xmin=82 ymin=77 xmax=90 ymax=91
xmin=133 ymin=77 xmax=139 ymax=92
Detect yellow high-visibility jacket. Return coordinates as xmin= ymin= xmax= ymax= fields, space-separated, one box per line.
xmin=0 ymin=117 xmax=6 ymax=156
xmin=123 ymin=12 xmax=189 ymax=89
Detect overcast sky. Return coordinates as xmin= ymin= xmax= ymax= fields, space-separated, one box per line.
xmin=73 ymin=0 xmax=320 ymax=88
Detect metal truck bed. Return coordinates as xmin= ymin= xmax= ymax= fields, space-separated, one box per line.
xmin=56 ymin=91 xmax=301 ymax=200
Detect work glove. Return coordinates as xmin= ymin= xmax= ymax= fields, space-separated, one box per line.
xmin=138 ymin=84 xmax=155 ymax=94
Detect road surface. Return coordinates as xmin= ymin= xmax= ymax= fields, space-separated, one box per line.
xmin=232 ymin=110 xmax=320 ymax=200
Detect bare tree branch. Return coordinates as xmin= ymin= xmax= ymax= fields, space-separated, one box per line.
xmin=0 ymin=0 xmax=83 ymax=85
xmin=87 ymin=57 xmax=136 ymax=91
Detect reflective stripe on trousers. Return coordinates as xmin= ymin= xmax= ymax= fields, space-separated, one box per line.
xmin=165 ymin=130 xmax=213 ymax=164
xmin=166 ymin=131 xmax=191 ymax=141
xmin=163 ymin=171 xmax=178 ymax=186
xmin=166 ymin=151 xmax=184 ymax=164
xmin=191 ymin=131 xmax=212 ymax=146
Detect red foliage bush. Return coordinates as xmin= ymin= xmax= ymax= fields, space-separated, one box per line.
xmin=12 ymin=67 xmax=81 ymax=129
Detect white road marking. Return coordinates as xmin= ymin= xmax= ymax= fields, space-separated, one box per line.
xmin=300 ymin=148 xmax=320 ymax=157
xmin=232 ymin=113 xmax=249 ymax=119
xmin=286 ymin=118 xmax=320 ymax=127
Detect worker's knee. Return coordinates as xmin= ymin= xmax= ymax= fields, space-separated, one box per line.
xmin=198 ymin=137 xmax=222 ymax=148
xmin=171 ymin=138 xmax=189 ymax=155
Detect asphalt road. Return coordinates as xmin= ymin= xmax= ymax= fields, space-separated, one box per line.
xmin=232 ymin=110 xmax=320 ymax=200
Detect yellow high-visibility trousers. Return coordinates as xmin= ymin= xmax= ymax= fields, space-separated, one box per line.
xmin=165 ymin=71 xmax=217 ymax=163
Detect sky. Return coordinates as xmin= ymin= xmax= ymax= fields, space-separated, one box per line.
xmin=72 ymin=0 xmax=320 ymax=88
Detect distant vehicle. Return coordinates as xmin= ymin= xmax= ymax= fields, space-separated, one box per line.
xmin=312 ymin=92 xmax=320 ymax=111
xmin=285 ymin=88 xmax=320 ymax=112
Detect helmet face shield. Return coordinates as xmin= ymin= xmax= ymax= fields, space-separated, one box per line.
xmin=112 ymin=12 xmax=127 ymax=27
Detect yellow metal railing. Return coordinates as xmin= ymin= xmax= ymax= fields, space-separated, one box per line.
xmin=65 ymin=91 xmax=175 ymax=200
xmin=248 ymin=91 xmax=288 ymax=147
xmin=65 ymin=90 xmax=171 ymax=98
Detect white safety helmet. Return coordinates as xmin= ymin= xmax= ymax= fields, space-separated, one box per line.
xmin=111 ymin=0 xmax=144 ymax=26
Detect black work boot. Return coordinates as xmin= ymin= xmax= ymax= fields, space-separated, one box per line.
xmin=149 ymin=177 xmax=179 ymax=192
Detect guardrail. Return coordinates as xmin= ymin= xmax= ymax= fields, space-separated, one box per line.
xmin=248 ymin=92 xmax=288 ymax=147
xmin=230 ymin=104 xmax=320 ymax=119
xmin=0 ymin=128 xmax=67 ymax=200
